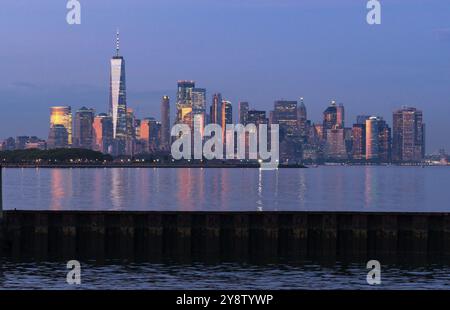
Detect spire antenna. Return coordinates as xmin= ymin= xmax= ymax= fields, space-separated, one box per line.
xmin=116 ymin=29 xmax=120 ymax=57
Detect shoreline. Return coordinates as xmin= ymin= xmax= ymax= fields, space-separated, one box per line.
xmin=0 ymin=163 xmax=307 ymax=169
xmin=0 ymin=163 xmax=447 ymax=168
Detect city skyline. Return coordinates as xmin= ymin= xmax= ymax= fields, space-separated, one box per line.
xmin=0 ymin=28 xmax=430 ymax=163
xmin=1 ymin=0 xmax=449 ymax=152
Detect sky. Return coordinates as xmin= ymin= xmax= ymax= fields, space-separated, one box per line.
xmin=0 ymin=0 xmax=449 ymax=153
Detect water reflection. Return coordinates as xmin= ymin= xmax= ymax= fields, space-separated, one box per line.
xmin=256 ymin=169 xmax=263 ymax=209
xmin=297 ymin=170 xmax=307 ymax=207
xmin=219 ymin=169 xmax=229 ymax=211
xmin=50 ymin=169 xmax=71 ymax=211
xmin=3 ymin=167 xmax=449 ymax=212
xmin=177 ymin=168 xmax=193 ymax=211
xmin=364 ymin=167 xmax=374 ymax=209
xmin=110 ymin=168 xmax=126 ymax=210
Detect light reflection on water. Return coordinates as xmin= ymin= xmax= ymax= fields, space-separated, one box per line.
xmin=3 ymin=166 xmax=449 ymax=212
xmin=2 ymin=166 xmax=450 ymax=289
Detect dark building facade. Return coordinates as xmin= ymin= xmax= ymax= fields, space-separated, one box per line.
xmin=297 ymin=98 xmax=308 ymax=137
xmin=352 ymin=124 xmax=366 ymax=160
xmin=48 ymin=125 xmax=69 ymax=149
xmin=393 ymin=107 xmax=425 ymax=162
xmin=73 ymin=107 xmax=95 ymax=149
xmin=210 ymin=93 xmax=222 ymax=125
xmin=160 ymin=96 xmax=171 ymax=151
xmin=238 ymin=101 xmax=249 ymax=125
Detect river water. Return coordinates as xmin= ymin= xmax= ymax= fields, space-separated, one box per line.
xmin=3 ymin=166 xmax=450 ymax=212
xmin=1 ymin=166 xmax=450 ymax=289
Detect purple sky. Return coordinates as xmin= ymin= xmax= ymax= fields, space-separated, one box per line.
xmin=0 ymin=0 xmax=450 ymax=152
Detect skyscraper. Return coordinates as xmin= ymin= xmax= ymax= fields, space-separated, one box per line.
xmin=160 ymin=95 xmax=171 ymax=150
xmin=393 ymin=107 xmax=425 ymax=162
xmin=177 ymin=80 xmax=195 ymax=106
xmin=352 ymin=123 xmax=366 ymax=160
xmin=192 ymin=88 xmax=206 ymax=111
xmin=378 ymin=120 xmax=392 ymax=162
xmin=336 ymin=104 xmax=345 ymax=128
xmin=323 ymin=101 xmax=346 ymax=158
xmin=221 ymin=100 xmax=233 ymax=144
xmin=134 ymin=119 xmax=141 ymax=140
xmin=210 ymin=93 xmax=222 ymax=124
xmin=176 ymin=80 xmax=195 ymax=126
xmin=125 ymin=108 xmax=136 ymax=155
xmin=140 ymin=117 xmax=161 ymax=153
xmin=49 ymin=106 xmax=72 ymax=146
xmin=238 ymin=102 xmax=249 ymax=125
xmin=93 ymin=113 xmax=113 ymax=153
xmin=270 ymin=100 xmax=301 ymax=162
xmin=365 ymin=117 xmax=380 ymax=160
xmin=325 ymin=128 xmax=348 ymax=160
xmin=73 ymin=107 xmax=95 ymax=149
xmin=365 ymin=116 xmax=392 ymax=162
xmin=247 ymin=110 xmax=268 ymax=126
xmin=48 ymin=125 xmax=69 ymax=149
xmin=271 ymin=100 xmax=298 ymax=137
xmin=297 ymin=98 xmax=307 ymax=136
xmin=110 ymin=30 xmax=127 ymax=140
xmin=192 ymin=88 xmax=206 ymax=137
xmin=244 ymin=110 xmax=268 ymax=159
xmin=323 ymin=100 xmax=339 ymax=139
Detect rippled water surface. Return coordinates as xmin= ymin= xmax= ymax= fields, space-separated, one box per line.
xmin=2 ymin=166 xmax=450 ymax=289
xmin=1 ymin=260 xmax=450 ymax=290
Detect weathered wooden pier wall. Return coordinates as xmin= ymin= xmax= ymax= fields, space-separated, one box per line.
xmin=1 ymin=211 xmax=449 ymax=261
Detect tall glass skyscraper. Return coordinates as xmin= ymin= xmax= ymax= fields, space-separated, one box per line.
xmin=175 ymin=80 xmax=195 ymax=126
xmin=365 ymin=117 xmax=380 ymax=160
xmin=74 ymin=107 xmax=95 ymax=149
xmin=297 ymin=98 xmax=307 ymax=136
xmin=393 ymin=107 xmax=425 ymax=162
xmin=192 ymin=88 xmax=206 ymax=137
xmin=160 ymin=96 xmax=171 ymax=150
xmin=238 ymin=102 xmax=249 ymax=125
xmin=210 ymin=93 xmax=222 ymax=125
xmin=361 ymin=116 xmax=392 ymax=162
xmin=110 ymin=30 xmax=127 ymax=140
xmin=49 ymin=106 xmax=72 ymax=146
xmin=272 ymin=100 xmax=298 ymax=137
xmin=221 ymin=100 xmax=233 ymax=145
xmin=93 ymin=113 xmax=113 ymax=153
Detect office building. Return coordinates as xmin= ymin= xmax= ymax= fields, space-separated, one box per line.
xmin=110 ymin=30 xmax=127 ymax=140
xmin=238 ymin=102 xmax=249 ymax=125
xmin=297 ymin=98 xmax=308 ymax=136
xmin=93 ymin=113 xmax=114 ymax=153
xmin=176 ymin=80 xmax=195 ymax=126
xmin=73 ymin=107 xmax=95 ymax=149
xmin=48 ymin=125 xmax=69 ymax=149
xmin=49 ymin=106 xmax=72 ymax=146
xmin=393 ymin=107 xmax=425 ymax=162
xmin=210 ymin=93 xmax=222 ymax=124
xmin=160 ymin=95 xmax=171 ymax=150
